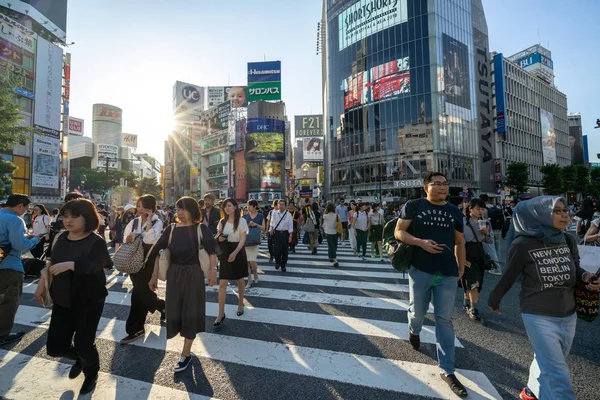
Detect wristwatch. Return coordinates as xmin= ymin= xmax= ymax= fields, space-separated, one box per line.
xmin=211 ymin=266 xmax=218 ymax=271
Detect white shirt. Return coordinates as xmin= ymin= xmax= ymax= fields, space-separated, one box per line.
xmin=354 ymin=211 xmax=369 ymax=231
xmin=270 ymin=210 xmax=294 ymax=233
xmin=322 ymin=212 xmax=338 ymax=235
xmin=32 ymin=214 xmax=51 ymax=236
xmin=220 ymin=218 xmax=249 ymax=242
xmin=123 ymin=214 xmax=164 ymax=245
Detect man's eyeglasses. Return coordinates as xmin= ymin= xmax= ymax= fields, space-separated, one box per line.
xmin=552 ymin=209 xmax=568 ymax=215
xmin=428 ymin=182 xmax=449 ymax=187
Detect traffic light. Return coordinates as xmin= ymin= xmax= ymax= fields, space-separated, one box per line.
xmin=374 ymin=194 xmax=379 ymax=201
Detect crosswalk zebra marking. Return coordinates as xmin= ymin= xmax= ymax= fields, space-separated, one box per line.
xmin=0 ymin=349 xmax=218 ymax=400
xmin=13 ymin=306 xmax=500 ymax=399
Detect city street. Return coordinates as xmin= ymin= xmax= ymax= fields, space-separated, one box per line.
xmin=1 ymin=239 xmax=599 ymax=400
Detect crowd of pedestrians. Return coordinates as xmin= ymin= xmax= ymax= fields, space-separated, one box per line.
xmin=0 ymin=171 xmax=599 ymax=398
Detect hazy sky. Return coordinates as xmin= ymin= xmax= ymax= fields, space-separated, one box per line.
xmin=65 ymin=0 xmax=600 ymax=164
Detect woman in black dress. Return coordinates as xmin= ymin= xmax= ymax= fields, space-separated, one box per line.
xmin=33 ymin=199 xmax=112 ymax=395
xmin=148 ymin=197 xmax=218 ymax=372
xmin=113 ymin=206 xmax=124 ymax=251
xmin=214 ymin=198 xmax=248 ymax=326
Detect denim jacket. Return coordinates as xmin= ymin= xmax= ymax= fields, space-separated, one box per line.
xmin=0 ymin=208 xmax=39 ymax=273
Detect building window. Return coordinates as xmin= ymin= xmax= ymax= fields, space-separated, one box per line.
xmin=13 ymin=97 xmax=33 ymax=113
xmin=22 ymin=55 xmax=34 ymax=71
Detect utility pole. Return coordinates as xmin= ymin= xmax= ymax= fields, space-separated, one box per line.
xmin=105 ymin=157 xmax=111 ymax=191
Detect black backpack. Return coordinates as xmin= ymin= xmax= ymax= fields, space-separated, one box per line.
xmin=487 ymin=206 xmax=505 ymax=231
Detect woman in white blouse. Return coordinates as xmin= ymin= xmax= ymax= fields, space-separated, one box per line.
xmin=119 ymin=195 xmax=166 ymax=344
xmin=30 ymin=204 xmax=51 ymax=259
xmin=322 ymin=203 xmax=340 ymax=268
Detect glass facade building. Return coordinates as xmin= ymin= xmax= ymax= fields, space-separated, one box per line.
xmin=324 ymin=0 xmax=486 ymax=201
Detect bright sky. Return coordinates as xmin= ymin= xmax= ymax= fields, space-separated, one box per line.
xmin=66 ymin=0 xmax=600 ymax=165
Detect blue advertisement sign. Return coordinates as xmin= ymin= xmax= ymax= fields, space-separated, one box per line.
xmin=245 ymin=117 xmax=286 ymax=160
xmin=247 ymin=61 xmax=281 ymax=83
xmin=494 ymin=54 xmax=507 ymax=134
xmin=515 ymin=53 xmax=553 ymax=70
xmin=13 ymin=86 xmax=34 ymax=99
xmin=583 ymin=135 xmax=589 ymax=163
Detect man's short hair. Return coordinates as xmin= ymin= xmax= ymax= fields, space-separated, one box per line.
xmin=5 ymin=194 xmax=31 ymax=208
xmin=423 ymin=172 xmax=447 ymax=185
xmin=479 ymin=194 xmax=489 ymax=202
xmin=64 ymin=192 xmax=83 ymax=202
xmin=204 ymin=193 xmax=215 ymax=201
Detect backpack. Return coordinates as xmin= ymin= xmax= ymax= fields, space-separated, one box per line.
xmin=487 ymin=206 xmax=505 ymax=231
xmin=577 ymin=218 xmax=592 ymax=238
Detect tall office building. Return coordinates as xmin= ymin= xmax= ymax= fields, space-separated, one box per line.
xmin=323 ymin=0 xmax=487 ymax=202
xmin=492 ymin=45 xmax=569 ymax=193
xmin=0 ymin=0 xmax=69 ymax=204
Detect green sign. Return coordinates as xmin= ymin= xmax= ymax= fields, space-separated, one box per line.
xmin=248 ymin=81 xmax=281 ymax=102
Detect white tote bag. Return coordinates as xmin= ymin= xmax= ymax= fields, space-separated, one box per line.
xmin=577 ymin=244 xmax=600 ymax=274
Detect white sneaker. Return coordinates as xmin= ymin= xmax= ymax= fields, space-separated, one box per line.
xmin=488 ymin=268 xmax=502 ymax=276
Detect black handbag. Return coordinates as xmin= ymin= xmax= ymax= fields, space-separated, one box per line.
xmin=383 ymin=199 xmax=421 ymax=272
xmin=466 ymin=220 xmax=495 ymax=271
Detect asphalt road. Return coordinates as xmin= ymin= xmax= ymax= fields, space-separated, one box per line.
xmin=1 ymin=237 xmax=598 ymax=400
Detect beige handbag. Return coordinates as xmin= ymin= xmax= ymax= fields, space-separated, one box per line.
xmin=38 ymin=231 xmax=67 ymax=308
xmin=157 ymin=224 xmax=175 ymax=281
xmin=197 ymin=223 xmax=211 ymax=277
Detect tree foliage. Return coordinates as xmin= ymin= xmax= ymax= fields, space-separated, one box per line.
xmin=561 ymin=165 xmax=577 ymax=194
xmin=137 ymin=177 xmax=163 ymax=201
xmin=69 ymin=167 xmax=138 ymax=194
xmin=0 ymin=76 xmax=39 ymax=198
xmin=505 ymin=162 xmax=529 ymax=195
xmin=540 ymin=164 xmax=564 ymax=195
xmin=574 ymin=165 xmax=590 ymax=197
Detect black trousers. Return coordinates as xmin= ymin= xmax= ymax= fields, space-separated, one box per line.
xmin=126 ymin=253 xmax=165 ymax=335
xmin=30 ymin=237 xmax=46 ymax=259
xmin=268 ymin=234 xmax=275 ymax=258
xmin=46 ymin=299 xmax=105 ymax=377
xmin=273 ymin=231 xmax=290 ymax=267
xmin=0 ymin=269 xmax=23 ymax=339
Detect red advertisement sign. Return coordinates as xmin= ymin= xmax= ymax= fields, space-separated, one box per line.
xmin=344 ymin=72 xmax=366 ymax=110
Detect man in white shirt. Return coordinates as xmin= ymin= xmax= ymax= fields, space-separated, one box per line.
xmin=269 ymin=199 xmax=293 ymax=272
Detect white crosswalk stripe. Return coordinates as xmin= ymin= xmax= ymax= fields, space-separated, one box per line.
xmin=4 ymin=240 xmax=502 ymax=400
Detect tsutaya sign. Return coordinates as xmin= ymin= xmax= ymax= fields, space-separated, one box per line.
xmin=393 ymin=179 xmax=423 ymax=188
xmin=339 ymin=0 xmax=408 ymax=51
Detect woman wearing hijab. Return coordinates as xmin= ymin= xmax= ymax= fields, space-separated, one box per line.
xmin=488 ymin=196 xmax=600 ymax=400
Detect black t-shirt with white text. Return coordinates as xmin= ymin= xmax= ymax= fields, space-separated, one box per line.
xmin=401 ymin=199 xmax=464 ymax=276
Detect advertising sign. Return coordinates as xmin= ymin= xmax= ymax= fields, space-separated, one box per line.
xmin=295 ymin=115 xmax=324 ymax=138
xmin=343 ymin=72 xmax=367 ymax=110
xmin=369 ymin=57 xmax=410 ymax=101
xmin=247 ymin=61 xmax=281 ymax=83
xmin=245 ymin=118 xmax=285 ymax=160
xmin=302 ymin=138 xmax=323 ymax=162
xmin=33 ymin=37 xmax=63 ymax=133
xmin=235 ymin=118 xmax=246 ymax=152
xmin=31 ymin=131 xmax=60 ymax=189
xmin=68 ymin=117 xmax=84 ymax=136
xmin=121 ymin=133 xmax=138 ymax=148
xmin=95 ymin=104 xmax=122 ymax=123
xmin=248 ymin=81 xmax=281 ymax=102
xmin=515 ymin=53 xmax=553 ymax=70
xmin=0 ymin=39 xmax=23 ymax=65
xmin=260 ymin=160 xmax=282 ymax=189
xmin=207 ymin=86 xmax=225 ymax=108
xmin=97 ymin=144 xmax=119 ymax=168
xmin=540 ymin=109 xmax=557 ymax=166
xmin=494 ymin=53 xmax=507 ymax=134
xmin=173 ymin=81 xmax=205 ymax=115
xmin=217 ymin=100 xmax=231 ymax=130
xmin=442 ymin=34 xmax=471 ymax=110
xmin=202 ymin=133 xmax=228 ymax=154
xmin=0 ymin=14 xmax=36 ymax=53
xmin=196 ymin=106 xmax=222 ymax=138
xmin=569 ymin=125 xmax=584 ymax=165
xmin=338 ymin=0 xmax=408 ymax=51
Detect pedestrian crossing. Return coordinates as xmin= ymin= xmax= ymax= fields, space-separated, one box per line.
xmin=2 ymin=240 xmax=502 ymax=400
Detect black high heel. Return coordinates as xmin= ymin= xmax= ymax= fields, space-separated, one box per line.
xmin=213 ymin=314 xmax=226 ymax=327
xmin=237 ymin=309 xmax=244 ymax=317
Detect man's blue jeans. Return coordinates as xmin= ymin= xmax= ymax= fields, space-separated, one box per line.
xmin=521 ymin=312 xmax=577 ymax=400
xmin=408 ymin=266 xmax=457 ymax=375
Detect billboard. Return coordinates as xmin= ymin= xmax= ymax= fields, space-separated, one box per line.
xmin=207 ymin=86 xmax=249 ymax=108
xmin=515 ymin=53 xmax=553 ymax=70
xmin=295 ymin=115 xmax=324 ymax=138
xmin=247 ymin=61 xmax=281 ymax=83
xmin=217 ymin=100 xmax=231 ymax=130
xmin=260 ymin=160 xmax=282 ymax=189
xmin=369 ymin=57 xmax=410 ymax=101
xmin=97 ymin=144 xmax=119 ymax=168
xmin=248 ymin=81 xmax=281 ymax=102
xmin=31 ymin=130 xmax=60 ymax=189
xmin=302 ymin=138 xmax=323 ymax=161
xmin=442 ymin=34 xmax=471 ymax=110
xmin=121 ymin=133 xmax=138 ymax=148
xmin=343 ymin=72 xmax=368 ymax=110
xmin=0 ymin=14 xmax=36 ymax=53
xmin=569 ymin=124 xmax=584 ymax=165
xmin=245 ymin=118 xmax=285 ymax=160
xmin=94 ymin=104 xmax=122 ymax=124
xmin=540 ymin=109 xmax=557 ymax=165
xmin=68 ymin=117 xmax=84 ymax=136
xmin=338 ymin=0 xmax=408 ymax=51
xmin=33 ymin=37 xmax=63 ymax=134
xmin=173 ymin=81 xmax=205 ymax=115
xmin=494 ymin=54 xmax=507 ymax=134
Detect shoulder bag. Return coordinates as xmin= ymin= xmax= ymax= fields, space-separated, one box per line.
xmin=245 ymin=215 xmax=262 ymax=246
xmin=336 ymin=215 xmax=343 ymax=234
xmin=383 ymin=199 xmax=422 ymax=272
xmin=38 ymin=231 xmax=67 ymax=308
xmin=269 ymin=211 xmax=288 ymax=236
xmin=304 ymin=207 xmax=316 ymax=233
xmin=197 ymin=223 xmax=212 ymax=277
xmin=157 ymin=224 xmax=175 ymax=281
xmin=113 ymin=218 xmax=150 ymax=274
xmin=466 ymin=220 xmax=495 ymax=271
xmin=565 ymin=233 xmax=600 ymax=322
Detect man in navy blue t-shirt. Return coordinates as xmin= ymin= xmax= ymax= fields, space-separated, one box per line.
xmin=395 ymin=172 xmax=467 ymax=397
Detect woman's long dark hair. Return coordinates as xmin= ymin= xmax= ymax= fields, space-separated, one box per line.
xmin=466 ymin=198 xmax=486 ymax=221
xmin=221 ymin=198 xmax=240 ymax=231
xmin=34 ymin=204 xmax=49 ymax=216
xmin=580 ymin=198 xmax=595 ymax=220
